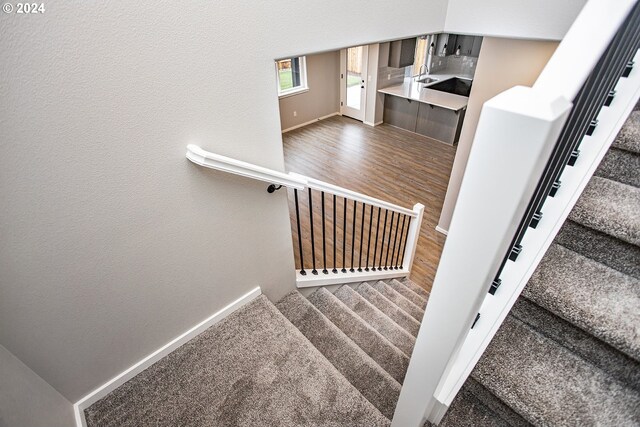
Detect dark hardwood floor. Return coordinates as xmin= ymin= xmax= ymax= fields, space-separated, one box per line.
xmin=282 ymin=115 xmax=457 ymax=292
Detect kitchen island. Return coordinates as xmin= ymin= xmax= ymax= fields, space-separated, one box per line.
xmin=378 ymin=75 xmax=471 ymax=145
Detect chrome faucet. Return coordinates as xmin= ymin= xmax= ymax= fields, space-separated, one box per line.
xmin=415 ymin=63 xmax=429 ymax=83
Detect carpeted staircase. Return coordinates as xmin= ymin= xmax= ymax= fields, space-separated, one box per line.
xmin=442 ymin=107 xmax=640 ymax=426
xmin=85 ymin=110 xmax=638 ymax=426
xmin=84 ymin=278 xmax=433 ymax=426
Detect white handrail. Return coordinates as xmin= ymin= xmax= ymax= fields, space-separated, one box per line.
xmin=186 ymin=145 xmax=417 ymax=217
xmin=186 ymin=144 xmax=307 ymax=190
xmin=289 ymin=173 xmax=418 ymax=217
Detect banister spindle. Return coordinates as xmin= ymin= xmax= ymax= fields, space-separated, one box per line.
xmin=373 ymin=207 xmax=381 ymax=270
xmin=384 ymin=212 xmax=395 ymax=270
xmin=358 ymin=203 xmax=365 ymax=272
xmin=342 ymin=197 xmax=347 ymax=273
xmin=321 ymin=192 xmax=328 ymax=274
xmin=350 ymin=200 xmax=357 ymax=272
xmin=399 ymin=217 xmax=411 ymax=269
xmin=294 ymin=189 xmax=306 ymax=275
xmin=308 ymin=188 xmax=318 ymax=275
xmin=332 ymin=194 xmax=337 ymax=273
xmin=390 ymin=212 xmax=401 ymax=269
xmin=379 ymin=210 xmax=388 ymax=271
xmin=394 ymin=215 xmax=407 ymax=269
xmin=365 ymin=204 xmax=374 ymax=271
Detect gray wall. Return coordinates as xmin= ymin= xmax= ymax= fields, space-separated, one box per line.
xmin=0 ymin=0 xmax=449 ymax=405
xmin=279 ymin=51 xmax=340 ymax=131
xmin=0 ymin=0 xmax=585 ymax=414
xmin=0 ymin=345 xmax=74 ymax=427
xmin=437 ymin=37 xmax=560 ymax=232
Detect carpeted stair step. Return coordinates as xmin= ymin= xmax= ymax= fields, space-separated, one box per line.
xmin=612 ymin=110 xmax=640 ymax=154
xmin=424 ymin=385 xmax=512 ymax=427
xmin=371 ymin=281 xmax=425 ymax=321
xmin=472 ymin=315 xmax=640 ymax=426
xmin=568 ymin=176 xmax=640 ymax=246
xmin=522 ymin=243 xmax=640 ymax=361
xmin=387 ymin=278 xmax=427 ymax=308
xmin=400 ymin=277 xmax=430 ymax=300
xmin=462 ymin=377 xmax=532 ymax=427
xmin=275 ymin=291 xmax=400 ymax=419
xmin=555 ymin=220 xmax=640 ymax=279
xmin=84 ymin=295 xmax=390 ymax=427
xmin=333 ymin=285 xmax=416 ymax=357
xmin=595 ymin=147 xmax=640 ymax=187
xmin=355 ymin=282 xmax=421 ymax=337
xmin=511 ymin=298 xmax=640 ymax=391
xmin=307 ymin=287 xmax=409 ymax=383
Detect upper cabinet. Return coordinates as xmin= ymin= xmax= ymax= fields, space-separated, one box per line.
xmin=389 ymin=38 xmax=417 ymax=68
xmin=434 ymin=33 xmax=483 ymax=58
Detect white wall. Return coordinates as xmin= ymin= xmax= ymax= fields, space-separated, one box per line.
xmin=0 ymin=345 xmax=74 ymax=427
xmin=0 ymin=0 xmax=449 ymax=406
xmin=438 ymin=37 xmax=560 ymax=232
xmin=278 ymin=51 xmax=340 ymax=131
xmin=444 ymin=0 xmax=587 ymax=40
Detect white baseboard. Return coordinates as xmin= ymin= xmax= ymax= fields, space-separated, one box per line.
xmin=73 ymin=286 xmax=262 ymax=427
xmin=281 ymin=112 xmax=340 ymax=133
xmin=363 ymin=120 xmax=384 ymax=127
xmin=435 ymin=225 xmax=449 ymax=236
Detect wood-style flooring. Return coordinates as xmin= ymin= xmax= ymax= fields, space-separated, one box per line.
xmin=283 ymin=115 xmax=457 ymax=292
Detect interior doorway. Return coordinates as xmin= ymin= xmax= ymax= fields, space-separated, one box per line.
xmin=340 ymin=45 xmax=369 ymax=121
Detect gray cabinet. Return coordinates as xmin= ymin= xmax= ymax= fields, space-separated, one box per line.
xmin=416 ymin=103 xmax=465 ymax=144
xmin=457 ymin=35 xmax=475 ymax=56
xmin=384 ymin=96 xmax=418 ymax=131
xmin=471 ymin=37 xmax=483 ymax=57
xmin=389 ymin=38 xmax=417 ymax=68
xmin=434 ymin=33 xmax=483 ymax=58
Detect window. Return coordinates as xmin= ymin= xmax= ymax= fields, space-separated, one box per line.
xmin=276 ymin=56 xmax=308 ymax=97
xmin=413 ymin=36 xmax=429 ymax=76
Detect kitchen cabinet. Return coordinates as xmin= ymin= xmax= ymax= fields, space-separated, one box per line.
xmin=415 ymin=103 xmax=465 ymax=144
xmin=471 ymin=37 xmax=483 ymax=57
xmin=384 ymin=95 xmax=418 ymax=130
xmin=389 ymin=38 xmax=417 ymax=68
xmin=457 ymin=35 xmax=475 ymax=56
xmin=434 ymin=33 xmax=482 ymax=58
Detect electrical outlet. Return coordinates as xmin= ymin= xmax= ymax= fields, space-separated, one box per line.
xmin=438 ymin=60 xmax=442 ymax=66
xmin=293 ymin=111 xmax=297 ymax=117
xmin=387 ymin=74 xmax=391 ymax=80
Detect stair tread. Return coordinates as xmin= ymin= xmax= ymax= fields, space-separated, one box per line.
xmin=512 ymin=298 xmax=640 ymax=391
xmin=372 ymin=281 xmax=425 ymax=321
xmin=568 ymin=176 xmax=640 ymax=246
xmin=473 ymin=315 xmax=640 ymax=426
xmin=523 ymin=243 xmax=640 ymax=360
xmin=84 ymin=295 xmax=390 ymax=427
xmin=612 ymin=110 xmax=640 ymax=154
xmin=400 ymin=277 xmax=430 ymax=299
xmin=355 ymin=282 xmax=421 ymax=337
xmin=388 ymin=278 xmax=427 ymax=308
xmin=428 ymin=386 xmax=511 ymax=427
xmin=308 ymin=287 xmax=409 ymax=383
xmin=275 ymin=291 xmax=400 ymax=420
xmin=595 ymin=147 xmax=640 ymax=188
xmin=334 ymin=285 xmax=416 ymax=357
xmin=555 ymin=220 xmax=640 ymax=279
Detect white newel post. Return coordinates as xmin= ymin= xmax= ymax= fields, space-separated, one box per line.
xmin=391 ymin=86 xmax=572 ymax=426
xmin=402 ymin=203 xmax=425 ymax=272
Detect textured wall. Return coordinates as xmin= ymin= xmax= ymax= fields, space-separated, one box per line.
xmin=0 ymin=345 xmax=74 ymax=427
xmin=0 ymin=0 xmax=448 ymax=404
xmin=279 ymin=51 xmax=340 ymax=131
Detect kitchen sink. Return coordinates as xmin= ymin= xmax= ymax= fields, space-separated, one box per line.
xmin=427 ymin=78 xmax=473 ymax=97
xmin=417 ymin=77 xmax=439 ymax=84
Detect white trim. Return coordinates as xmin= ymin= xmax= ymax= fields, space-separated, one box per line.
xmin=296 ymin=269 xmax=409 ymax=288
xmin=363 ymin=120 xmax=384 ymax=127
xmin=402 ymin=203 xmax=426 ymax=272
xmin=281 ymin=112 xmax=340 ymax=133
xmin=278 ymin=87 xmax=309 ymax=99
xmin=290 ymin=173 xmax=418 ymax=217
xmin=186 ymin=144 xmax=307 ymax=190
xmin=435 ymin=225 xmax=448 ymax=236
xmin=73 ymin=287 xmax=262 ymax=427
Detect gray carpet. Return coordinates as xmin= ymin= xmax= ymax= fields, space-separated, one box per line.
xmin=388 ymin=278 xmax=427 ymax=308
xmin=356 ymin=282 xmax=421 ymax=336
xmin=84 ymin=296 xmax=390 ymax=426
xmin=371 ymin=280 xmax=425 ymax=321
xmin=462 ymin=103 xmax=640 ymax=426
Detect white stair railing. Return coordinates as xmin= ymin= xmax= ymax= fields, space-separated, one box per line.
xmin=392 ymin=0 xmax=640 ymax=425
xmin=186 ymin=145 xmax=425 ymax=288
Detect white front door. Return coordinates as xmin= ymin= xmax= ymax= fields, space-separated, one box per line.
xmin=340 ymin=45 xmax=369 ymax=121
